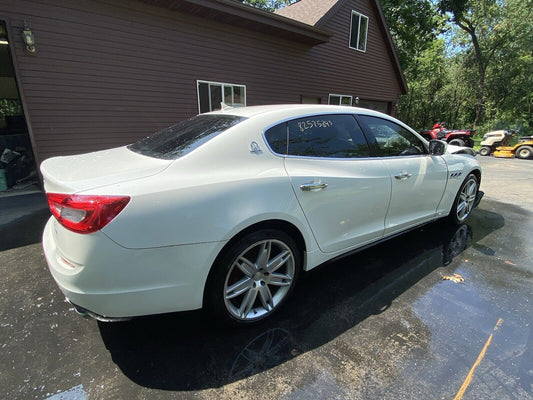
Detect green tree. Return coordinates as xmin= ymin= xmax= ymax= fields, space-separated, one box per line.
xmin=439 ymin=0 xmax=516 ymax=128
xmin=379 ymin=0 xmax=444 ymax=72
xmin=398 ymin=0 xmax=532 ymax=135
xmin=235 ymin=0 xmax=295 ymax=12
xmin=480 ymin=0 xmax=533 ymax=134
xmin=398 ymin=39 xmax=450 ymax=130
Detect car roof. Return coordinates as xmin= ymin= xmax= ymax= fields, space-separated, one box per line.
xmin=207 ymin=104 xmax=389 ymax=119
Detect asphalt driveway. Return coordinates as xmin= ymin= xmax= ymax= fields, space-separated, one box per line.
xmin=0 ymin=156 xmax=532 ymax=400
xmin=477 ymin=156 xmax=533 ymax=211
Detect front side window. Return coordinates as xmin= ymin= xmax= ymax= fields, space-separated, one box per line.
xmin=349 ymin=11 xmax=369 ymax=52
xmin=269 ymin=114 xmax=372 ymax=158
xmin=128 ymin=114 xmax=246 ymax=159
xmin=328 ymin=94 xmax=353 ymax=106
xmin=357 ymin=115 xmax=426 ymax=157
xmin=197 ymin=81 xmax=246 ymax=113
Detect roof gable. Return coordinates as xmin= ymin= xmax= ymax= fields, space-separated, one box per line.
xmin=276 ymin=0 xmax=406 ymax=94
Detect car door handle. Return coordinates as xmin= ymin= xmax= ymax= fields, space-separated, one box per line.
xmin=394 ymin=172 xmax=412 ymax=180
xmin=300 ymin=182 xmax=328 ymax=191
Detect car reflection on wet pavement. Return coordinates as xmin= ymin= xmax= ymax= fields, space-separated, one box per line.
xmin=1 ymin=199 xmax=532 ymax=400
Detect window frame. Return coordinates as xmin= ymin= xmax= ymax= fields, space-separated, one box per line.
xmin=197 ymin=80 xmax=246 ymax=113
xmin=328 ymin=94 xmax=353 ymax=106
xmin=349 ymin=10 xmax=369 ymax=52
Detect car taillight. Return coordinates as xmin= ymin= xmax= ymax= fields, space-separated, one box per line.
xmin=46 ymin=193 xmax=130 ymax=234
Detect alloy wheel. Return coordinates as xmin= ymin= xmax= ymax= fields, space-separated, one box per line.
xmin=456 ymin=177 xmax=477 ymax=222
xmin=223 ymin=239 xmax=295 ymax=321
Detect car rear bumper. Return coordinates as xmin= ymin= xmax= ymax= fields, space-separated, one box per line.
xmin=42 ymin=218 xmax=224 ymax=319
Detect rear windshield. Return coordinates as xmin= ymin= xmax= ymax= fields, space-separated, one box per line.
xmin=128 ymin=114 xmax=246 ymax=159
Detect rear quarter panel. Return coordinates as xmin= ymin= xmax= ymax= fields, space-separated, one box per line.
xmin=94 ymin=117 xmax=318 ymax=252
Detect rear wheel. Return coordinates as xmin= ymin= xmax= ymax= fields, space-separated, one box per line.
xmin=516 ymin=146 xmax=533 ymax=159
xmin=206 ymin=229 xmax=300 ymax=326
xmin=449 ymin=138 xmax=465 ymax=147
xmin=449 ymin=174 xmax=479 ymax=224
xmin=479 ymin=146 xmax=491 ymax=156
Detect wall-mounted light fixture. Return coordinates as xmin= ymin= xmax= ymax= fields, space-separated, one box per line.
xmin=21 ymin=21 xmax=35 ymax=53
xmin=354 ymin=96 xmax=360 ymax=105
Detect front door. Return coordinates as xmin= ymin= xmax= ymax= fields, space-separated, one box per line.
xmin=356 ymin=115 xmax=448 ymax=235
xmin=381 ymin=156 xmax=448 ymax=234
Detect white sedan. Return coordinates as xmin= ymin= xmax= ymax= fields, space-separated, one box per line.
xmin=41 ymin=105 xmax=482 ymax=325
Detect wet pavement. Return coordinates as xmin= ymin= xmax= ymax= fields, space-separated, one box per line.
xmin=1 ymin=196 xmax=533 ymax=399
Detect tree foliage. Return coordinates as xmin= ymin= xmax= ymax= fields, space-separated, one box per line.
xmin=379 ymin=0 xmax=444 ymax=72
xmin=439 ymin=0 xmax=511 ymax=127
xmin=390 ymin=0 xmax=532 ymax=135
xmin=235 ymin=0 xmax=295 ymax=12
xmin=239 ymin=0 xmax=531 ymax=136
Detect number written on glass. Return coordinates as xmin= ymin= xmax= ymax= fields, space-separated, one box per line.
xmin=297 ymin=120 xmax=333 ymax=132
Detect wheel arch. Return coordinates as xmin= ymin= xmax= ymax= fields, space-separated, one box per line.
xmin=447 ymin=169 xmax=481 ymax=224
xmin=202 ymin=219 xmax=308 ymax=306
xmin=469 ymin=168 xmax=481 ymax=184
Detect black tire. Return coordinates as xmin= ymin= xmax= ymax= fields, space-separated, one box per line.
xmin=449 ymin=173 xmax=479 ymax=225
xmin=449 ymin=138 xmax=465 ymax=147
xmin=205 ymin=229 xmax=300 ymax=326
xmin=479 ymin=146 xmax=491 ymax=156
xmin=516 ymin=146 xmax=533 ymax=160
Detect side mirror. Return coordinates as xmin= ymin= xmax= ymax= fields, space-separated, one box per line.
xmin=429 ymin=140 xmax=447 ymax=155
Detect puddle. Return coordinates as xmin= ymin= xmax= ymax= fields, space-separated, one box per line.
xmin=45 ymin=385 xmax=86 ymax=400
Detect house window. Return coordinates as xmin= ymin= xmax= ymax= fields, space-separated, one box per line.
xmin=197 ymin=81 xmax=246 ymax=113
xmin=357 ymin=99 xmax=390 ymax=114
xmin=300 ymin=95 xmax=321 ymax=104
xmin=328 ymin=94 xmax=352 ymax=106
xmin=349 ymin=11 xmax=368 ymax=52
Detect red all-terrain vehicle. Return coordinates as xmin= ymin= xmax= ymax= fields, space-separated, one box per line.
xmin=420 ymin=124 xmax=475 ymax=148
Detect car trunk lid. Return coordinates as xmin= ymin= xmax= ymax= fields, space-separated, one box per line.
xmin=40 ymin=146 xmax=172 ymax=194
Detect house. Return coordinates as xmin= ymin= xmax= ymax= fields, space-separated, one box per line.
xmin=0 ymin=0 xmax=406 ymax=191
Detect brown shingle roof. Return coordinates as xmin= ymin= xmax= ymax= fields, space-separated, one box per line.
xmin=274 ymin=0 xmax=340 ymax=26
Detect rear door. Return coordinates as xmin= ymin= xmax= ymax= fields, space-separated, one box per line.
xmin=356 ymin=115 xmax=448 ymax=235
xmin=266 ymin=114 xmax=391 ymax=254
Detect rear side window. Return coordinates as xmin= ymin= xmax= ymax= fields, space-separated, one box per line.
xmin=287 ymin=114 xmax=371 ymax=158
xmin=264 ymin=123 xmax=287 ymax=154
xmin=128 ymin=114 xmax=246 ymax=159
